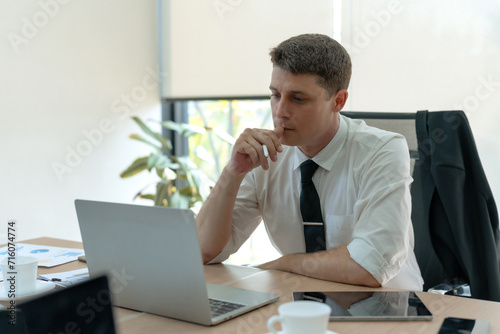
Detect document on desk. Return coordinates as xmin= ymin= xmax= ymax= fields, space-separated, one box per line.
xmin=0 ymin=243 xmax=84 ymax=269
xmin=39 ymin=268 xmax=89 ymax=287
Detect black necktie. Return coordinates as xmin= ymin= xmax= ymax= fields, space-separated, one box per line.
xmin=300 ymin=160 xmax=326 ymax=253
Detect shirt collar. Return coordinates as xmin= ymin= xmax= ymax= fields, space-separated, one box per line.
xmin=292 ymin=114 xmax=348 ymax=172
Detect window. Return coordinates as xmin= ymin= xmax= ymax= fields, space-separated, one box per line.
xmin=186 ymin=100 xmax=272 ymax=180
xmin=167 ymin=99 xmax=281 ymax=265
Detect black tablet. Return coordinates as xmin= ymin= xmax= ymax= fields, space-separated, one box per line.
xmin=292 ymin=291 xmax=433 ymax=321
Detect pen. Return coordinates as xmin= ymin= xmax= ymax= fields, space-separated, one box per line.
xmin=263 ymin=144 xmax=269 ymax=158
xmin=38 ymin=276 xmax=67 ymax=288
xmin=39 ymin=277 xmax=61 ymax=282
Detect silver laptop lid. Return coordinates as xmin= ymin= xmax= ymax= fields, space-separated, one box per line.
xmin=75 ymin=199 xmax=213 ymax=325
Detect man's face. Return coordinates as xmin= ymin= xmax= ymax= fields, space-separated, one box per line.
xmin=270 ymin=66 xmax=341 ymax=157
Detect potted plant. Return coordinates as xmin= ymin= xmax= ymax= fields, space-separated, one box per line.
xmin=120 ymin=116 xmax=234 ymax=211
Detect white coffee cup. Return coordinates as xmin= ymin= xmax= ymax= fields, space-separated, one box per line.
xmin=267 ymin=301 xmax=331 ymax=334
xmin=1 ymin=255 xmax=38 ymax=296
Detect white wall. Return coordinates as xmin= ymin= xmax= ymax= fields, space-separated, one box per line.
xmin=0 ymin=0 xmax=160 ymax=243
xmin=342 ymin=0 xmax=500 ymax=202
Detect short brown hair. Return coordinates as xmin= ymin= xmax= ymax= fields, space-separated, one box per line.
xmin=269 ymin=34 xmax=352 ymax=97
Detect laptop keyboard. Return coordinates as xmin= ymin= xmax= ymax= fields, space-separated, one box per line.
xmin=209 ymin=298 xmax=246 ymax=318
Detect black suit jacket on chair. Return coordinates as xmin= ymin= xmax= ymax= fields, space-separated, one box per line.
xmin=412 ymin=110 xmax=500 ymax=301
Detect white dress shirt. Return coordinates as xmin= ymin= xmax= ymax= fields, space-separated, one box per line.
xmin=211 ymin=115 xmax=424 ymax=290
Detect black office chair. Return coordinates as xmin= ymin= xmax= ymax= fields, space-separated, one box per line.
xmin=341 ymin=110 xmax=500 ymax=301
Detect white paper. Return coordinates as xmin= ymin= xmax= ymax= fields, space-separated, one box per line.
xmin=39 ymin=268 xmax=89 ymax=287
xmin=0 ymin=243 xmax=85 ymax=270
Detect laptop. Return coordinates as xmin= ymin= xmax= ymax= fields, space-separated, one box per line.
xmin=74 ymin=199 xmax=279 ymax=326
xmin=293 ymin=291 xmax=433 ymax=321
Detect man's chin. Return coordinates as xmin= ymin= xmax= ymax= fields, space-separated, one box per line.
xmin=280 ymin=137 xmax=296 ymax=147
xmin=281 ymin=131 xmax=302 ymax=147
xmin=279 ymin=134 xmax=289 ymax=146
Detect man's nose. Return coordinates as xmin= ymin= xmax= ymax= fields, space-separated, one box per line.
xmin=274 ymin=100 xmax=290 ymax=119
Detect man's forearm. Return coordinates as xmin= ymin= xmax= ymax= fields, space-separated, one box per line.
xmin=196 ymin=166 xmax=246 ymax=263
xmin=257 ymin=246 xmax=381 ymax=287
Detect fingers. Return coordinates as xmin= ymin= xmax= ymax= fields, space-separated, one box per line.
xmin=235 ymin=128 xmax=282 ymax=171
xmin=257 ymin=128 xmax=283 ymax=165
xmin=272 ymin=125 xmax=284 ymax=155
xmin=242 ymin=134 xmax=272 ymax=170
xmin=274 ymin=125 xmax=284 ymax=139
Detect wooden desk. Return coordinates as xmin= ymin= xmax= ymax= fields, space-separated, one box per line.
xmin=6 ymin=238 xmax=500 ymax=333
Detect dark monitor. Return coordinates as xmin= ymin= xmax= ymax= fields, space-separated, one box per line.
xmin=13 ymin=275 xmax=116 ymax=334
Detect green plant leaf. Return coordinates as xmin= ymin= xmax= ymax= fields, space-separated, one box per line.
xmin=147 ymin=153 xmax=171 ymax=172
xmin=175 ymin=156 xmax=198 ymax=197
xmin=120 ymin=156 xmax=149 ymax=178
xmin=179 ymin=186 xmax=203 ymax=204
xmin=176 ymin=155 xmax=197 ymax=169
xmin=136 ymin=194 xmax=155 ymax=201
xmin=129 ymin=134 xmax=162 ymax=151
xmin=155 ymin=180 xmax=171 ymax=206
xmin=156 ymin=168 xmax=164 ymax=178
xmin=132 ymin=116 xmax=172 ymax=151
xmin=122 ymin=116 xmax=217 ymax=210
xmin=132 ymin=116 xmax=159 ymax=139
xmin=160 ymin=120 xmax=182 ymax=133
xmin=212 ymin=127 xmax=236 ymax=145
xmin=166 ymin=161 xmax=180 ymax=170
xmin=147 ymin=153 xmax=160 ymax=171
xmin=161 ymin=167 xmax=177 ymax=181
xmin=154 ymin=155 xmax=171 ymax=170
xmin=176 ymin=173 xmax=188 ymax=181
xmin=161 ymin=120 xmax=206 ymax=137
xmin=169 ymin=191 xmax=191 ymax=209
xmin=178 ymin=186 xmax=193 ymax=196
xmin=190 ymin=169 xmax=213 ymax=200
xmin=182 ymin=124 xmax=206 ymax=137
xmin=194 ymin=145 xmax=215 ymax=164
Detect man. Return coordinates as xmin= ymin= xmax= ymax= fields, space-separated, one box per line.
xmin=196 ymin=34 xmax=423 ymax=290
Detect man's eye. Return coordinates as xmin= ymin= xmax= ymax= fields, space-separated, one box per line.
xmin=294 ymin=97 xmax=304 ymax=102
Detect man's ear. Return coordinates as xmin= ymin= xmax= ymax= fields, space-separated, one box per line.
xmin=331 ymin=89 xmax=348 ymax=112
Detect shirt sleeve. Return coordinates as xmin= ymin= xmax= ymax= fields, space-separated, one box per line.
xmin=347 ymin=135 xmax=413 ymax=285
xmin=208 ymin=171 xmax=263 ymax=264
